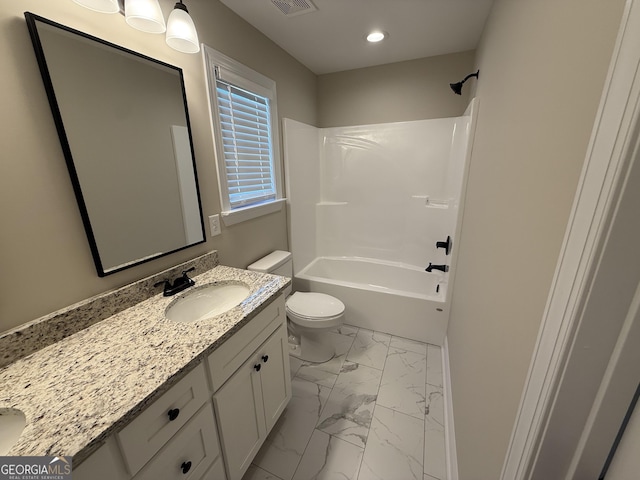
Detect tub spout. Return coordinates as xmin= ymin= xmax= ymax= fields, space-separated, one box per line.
xmin=425 ymin=263 xmax=449 ymax=273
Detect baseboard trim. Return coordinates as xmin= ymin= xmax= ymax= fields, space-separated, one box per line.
xmin=443 ymin=337 xmax=459 ymax=480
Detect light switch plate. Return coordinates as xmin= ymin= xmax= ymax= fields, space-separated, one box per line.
xmin=209 ymin=214 xmax=221 ymax=237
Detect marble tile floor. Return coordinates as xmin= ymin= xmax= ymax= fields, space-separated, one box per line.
xmin=242 ymin=325 xmax=447 ymax=480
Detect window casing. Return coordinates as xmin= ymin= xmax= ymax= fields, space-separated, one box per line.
xmin=203 ymin=46 xmax=284 ymax=225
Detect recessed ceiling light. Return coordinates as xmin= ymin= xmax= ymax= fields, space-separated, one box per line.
xmin=366 ymin=31 xmax=386 ymax=43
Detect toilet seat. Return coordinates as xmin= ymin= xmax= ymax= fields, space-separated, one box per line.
xmin=286 ymin=292 xmax=345 ymax=329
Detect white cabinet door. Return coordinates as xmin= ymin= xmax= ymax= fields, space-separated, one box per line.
xmin=212 ymin=323 xmax=291 ymax=480
xmin=257 ymin=324 xmax=291 ymax=432
xmin=213 ymin=353 xmax=266 ymax=480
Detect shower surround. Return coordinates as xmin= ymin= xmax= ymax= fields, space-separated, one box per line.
xmin=284 ymin=101 xmax=475 ymax=344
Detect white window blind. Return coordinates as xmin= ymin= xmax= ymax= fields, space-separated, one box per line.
xmin=215 ymin=78 xmax=276 ymax=209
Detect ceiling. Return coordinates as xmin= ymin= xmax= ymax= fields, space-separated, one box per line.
xmin=220 ymin=0 xmax=495 ymax=75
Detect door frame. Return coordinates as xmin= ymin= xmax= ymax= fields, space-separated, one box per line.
xmin=500 ymin=0 xmax=640 ymax=477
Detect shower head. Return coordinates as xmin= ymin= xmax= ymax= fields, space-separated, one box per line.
xmin=450 ymin=81 xmax=464 ymax=95
xmin=450 ymin=70 xmax=479 ymax=95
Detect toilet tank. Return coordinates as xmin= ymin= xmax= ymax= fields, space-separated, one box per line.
xmin=247 ymin=251 xmax=293 ymax=296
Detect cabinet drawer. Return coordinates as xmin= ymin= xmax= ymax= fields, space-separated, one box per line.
xmin=118 ymin=363 xmax=208 ymax=475
xmin=134 ymin=404 xmax=222 ymax=480
xmin=208 ymin=295 xmax=285 ymax=391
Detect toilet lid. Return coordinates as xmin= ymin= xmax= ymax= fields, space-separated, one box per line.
xmin=286 ymin=292 xmax=345 ymax=318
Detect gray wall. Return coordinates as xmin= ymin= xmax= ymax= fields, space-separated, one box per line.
xmin=1 ymin=2 xmax=630 ymax=476
xmin=446 ymin=0 xmax=626 ymax=478
xmin=0 ymin=0 xmax=316 ymax=333
xmin=317 ymin=50 xmax=475 ymax=127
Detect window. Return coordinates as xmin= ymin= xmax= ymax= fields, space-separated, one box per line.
xmin=216 ymin=82 xmax=275 ymax=208
xmin=203 ymin=46 xmax=284 ymax=225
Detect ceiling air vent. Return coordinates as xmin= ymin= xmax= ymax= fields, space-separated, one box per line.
xmin=270 ymin=0 xmax=317 ymax=17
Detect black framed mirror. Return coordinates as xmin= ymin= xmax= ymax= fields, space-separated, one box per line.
xmin=25 ymin=12 xmax=206 ymax=276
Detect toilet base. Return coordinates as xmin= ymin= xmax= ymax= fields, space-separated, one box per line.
xmin=288 ymin=329 xmax=335 ymax=363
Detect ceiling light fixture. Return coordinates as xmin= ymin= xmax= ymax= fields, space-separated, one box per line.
xmin=166 ymin=1 xmax=200 ymax=53
xmin=71 ymin=0 xmax=119 ymax=14
xmin=366 ymin=31 xmax=386 ymax=43
xmin=125 ymin=0 xmax=166 ymax=33
xmin=72 ymin=0 xmax=201 ymax=54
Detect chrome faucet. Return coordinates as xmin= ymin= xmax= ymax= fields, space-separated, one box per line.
xmin=425 ymin=263 xmax=449 ymax=273
xmin=154 ymin=267 xmax=196 ymax=296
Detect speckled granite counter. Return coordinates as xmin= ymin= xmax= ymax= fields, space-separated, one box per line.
xmin=0 ymin=263 xmax=290 ymax=466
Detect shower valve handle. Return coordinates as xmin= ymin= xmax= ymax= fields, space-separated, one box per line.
xmin=436 ymin=236 xmax=452 ymax=255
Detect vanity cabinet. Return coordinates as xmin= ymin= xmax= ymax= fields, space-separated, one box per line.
xmin=74 ymin=363 xmax=224 ymax=480
xmin=209 ymin=294 xmax=291 ymax=480
xmin=73 ymin=293 xmax=290 ymax=480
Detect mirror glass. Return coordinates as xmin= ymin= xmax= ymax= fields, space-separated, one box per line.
xmin=25 ymin=13 xmax=206 ymax=276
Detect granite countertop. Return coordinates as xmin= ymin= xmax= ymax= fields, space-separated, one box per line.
xmin=0 ymin=265 xmax=289 ymax=465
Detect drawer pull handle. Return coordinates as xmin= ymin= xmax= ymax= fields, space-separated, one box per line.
xmin=262 ymin=355 xmax=269 ymax=363
xmin=181 ymin=461 xmax=192 ymax=474
xmin=168 ymin=408 xmax=180 ymax=421
xmin=254 ymin=363 xmax=261 ymax=372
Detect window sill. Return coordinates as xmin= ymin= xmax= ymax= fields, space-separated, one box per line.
xmin=221 ymin=198 xmax=286 ymax=226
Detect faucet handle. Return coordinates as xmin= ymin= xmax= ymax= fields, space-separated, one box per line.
xmin=181 ymin=267 xmax=195 ymax=277
xmin=181 ymin=267 xmax=195 ymax=284
xmin=175 ymin=267 xmax=195 ymax=289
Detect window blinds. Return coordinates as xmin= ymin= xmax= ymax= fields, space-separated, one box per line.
xmin=215 ymin=79 xmax=276 ymax=209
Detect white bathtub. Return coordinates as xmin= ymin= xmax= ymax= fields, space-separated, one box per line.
xmin=294 ymin=256 xmax=449 ymax=345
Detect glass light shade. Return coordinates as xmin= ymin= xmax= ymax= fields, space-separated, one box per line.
xmin=125 ymin=0 xmax=166 ymax=34
xmin=72 ymin=0 xmax=120 ymax=14
xmin=166 ymin=6 xmax=200 ymax=53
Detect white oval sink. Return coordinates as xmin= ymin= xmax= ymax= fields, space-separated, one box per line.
xmin=0 ymin=409 xmax=26 ymax=455
xmin=166 ymin=282 xmax=250 ymax=323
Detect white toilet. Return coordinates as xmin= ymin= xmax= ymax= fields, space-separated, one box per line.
xmin=247 ymin=251 xmax=345 ymax=363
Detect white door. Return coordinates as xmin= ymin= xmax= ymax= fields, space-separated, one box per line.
xmin=569 ymin=277 xmax=640 ymax=478
xmin=530 ymin=113 xmax=640 ymax=478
